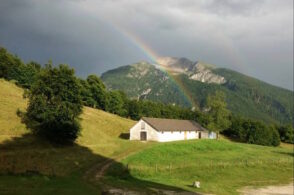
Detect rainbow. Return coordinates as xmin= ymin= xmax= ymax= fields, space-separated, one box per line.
xmin=106 ymin=23 xmax=197 ymax=108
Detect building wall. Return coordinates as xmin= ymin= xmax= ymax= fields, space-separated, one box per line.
xmin=129 ymin=119 xmax=216 ymax=142
xmin=201 ymin=131 xmax=209 ymax=139
xmin=129 ymin=119 xmax=159 ymax=141
xmin=208 ymin=131 xmax=217 ymax=139
xmin=157 ymin=130 xmax=199 ymax=142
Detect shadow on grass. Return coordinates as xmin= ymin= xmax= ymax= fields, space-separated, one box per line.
xmin=272 ymin=151 xmax=294 ymax=157
xmin=0 ymin=134 xmax=196 ymax=194
xmin=118 ymin=133 xmax=130 ymax=140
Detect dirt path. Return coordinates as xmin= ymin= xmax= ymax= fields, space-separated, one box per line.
xmin=83 ymin=143 xmax=153 ymax=181
xmin=240 ymin=183 xmax=294 ymax=195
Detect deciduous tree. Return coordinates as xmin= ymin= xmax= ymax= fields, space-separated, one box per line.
xmin=26 ymin=64 xmax=82 ymax=144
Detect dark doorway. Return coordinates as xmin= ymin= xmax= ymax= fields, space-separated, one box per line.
xmin=198 ymin=132 xmax=201 ymax=139
xmin=140 ymin=131 xmax=147 ymax=141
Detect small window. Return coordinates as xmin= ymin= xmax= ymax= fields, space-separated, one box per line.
xmin=141 ymin=122 xmax=145 ymax=130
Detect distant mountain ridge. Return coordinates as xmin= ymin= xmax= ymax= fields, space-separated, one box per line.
xmin=101 ymin=57 xmax=293 ymax=124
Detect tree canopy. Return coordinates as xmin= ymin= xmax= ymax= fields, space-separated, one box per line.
xmin=25 ymin=64 xmax=83 ymax=144
xmin=206 ymin=91 xmax=231 ymax=133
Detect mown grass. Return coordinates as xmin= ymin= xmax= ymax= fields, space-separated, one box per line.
xmin=106 ymin=139 xmax=294 ymax=195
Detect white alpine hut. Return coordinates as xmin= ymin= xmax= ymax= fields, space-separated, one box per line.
xmin=130 ymin=117 xmax=216 ymax=142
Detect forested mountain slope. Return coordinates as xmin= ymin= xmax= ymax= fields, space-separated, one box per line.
xmin=101 ymin=59 xmax=293 ymax=124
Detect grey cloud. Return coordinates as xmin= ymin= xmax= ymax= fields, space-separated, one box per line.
xmin=0 ymin=0 xmax=292 ymax=90
xmin=205 ymin=0 xmax=266 ymax=16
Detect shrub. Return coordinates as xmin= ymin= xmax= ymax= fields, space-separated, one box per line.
xmin=25 ymin=64 xmax=82 ymax=144
xmin=224 ymin=117 xmax=280 ymax=146
xmin=277 ymin=124 xmax=294 ymax=144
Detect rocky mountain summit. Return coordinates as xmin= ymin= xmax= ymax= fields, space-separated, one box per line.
xmin=156 ymin=57 xmax=226 ymax=84
xmin=188 ymin=62 xmax=226 ymax=84
xmin=156 ymin=57 xmax=195 ymax=73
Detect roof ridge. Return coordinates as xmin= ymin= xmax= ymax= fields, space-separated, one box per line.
xmin=142 ymin=117 xmax=194 ymax=122
xmin=141 ymin=117 xmax=207 ymax=132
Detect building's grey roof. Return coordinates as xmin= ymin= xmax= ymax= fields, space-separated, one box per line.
xmin=142 ymin=117 xmax=207 ymax=132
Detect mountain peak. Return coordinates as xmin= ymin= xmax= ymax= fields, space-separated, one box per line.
xmin=156 ymin=57 xmax=195 ymax=71
xmin=196 ymin=61 xmax=217 ymax=70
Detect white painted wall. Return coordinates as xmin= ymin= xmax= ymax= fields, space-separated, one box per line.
xmin=157 ymin=131 xmax=184 ymax=142
xmin=130 ymin=119 xmax=159 ymax=141
xmin=157 ymin=130 xmax=200 ymax=142
xmin=129 ymin=119 xmax=211 ymax=142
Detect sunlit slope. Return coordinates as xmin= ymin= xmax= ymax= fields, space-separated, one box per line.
xmin=0 ymin=79 xmax=28 ymax=140
xmin=0 ymin=78 xmax=135 ymax=145
xmin=77 ymin=106 xmax=136 ymax=157
xmin=0 ymin=79 xmax=137 ymax=175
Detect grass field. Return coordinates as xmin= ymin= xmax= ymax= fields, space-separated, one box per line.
xmin=0 ymin=79 xmax=155 ymax=194
xmin=0 ymin=78 xmax=137 ymax=176
xmin=105 ymin=139 xmax=293 ymax=194
xmin=0 ymin=79 xmax=293 ymax=194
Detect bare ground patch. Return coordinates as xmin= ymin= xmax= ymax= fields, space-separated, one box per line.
xmin=240 ymin=183 xmax=293 ymax=195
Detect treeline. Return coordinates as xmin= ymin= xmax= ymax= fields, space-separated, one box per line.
xmin=0 ymin=47 xmax=207 ymax=122
xmin=224 ymin=117 xmax=280 ymax=146
xmin=79 ymin=74 xmax=210 ymax=124
xmin=0 ymin=47 xmax=292 ymax=145
xmin=0 ymin=47 xmax=40 ymax=88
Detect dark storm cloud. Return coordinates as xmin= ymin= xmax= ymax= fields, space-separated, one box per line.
xmin=0 ymin=0 xmax=292 ymax=90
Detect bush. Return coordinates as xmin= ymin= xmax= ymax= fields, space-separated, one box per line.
xmin=86 ymin=75 xmax=108 ymax=110
xmin=107 ymin=90 xmax=127 ymax=116
xmin=25 ymin=64 xmax=82 ymax=144
xmin=0 ymin=48 xmax=40 ymax=88
xmin=224 ymin=117 xmax=280 ymax=146
xmin=271 ymin=126 xmax=281 ymax=146
xmin=277 ymin=124 xmax=294 ymax=144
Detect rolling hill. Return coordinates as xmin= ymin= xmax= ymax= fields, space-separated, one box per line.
xmin=108 ymin=139 xmax=293 ymax=195
xmin=0 ymin=79 xmax=149 ymax=194
xmin=101 ymin=58 xmax=293 ymax=124
xmin=0 ymin=79 xmax=293 ymax=195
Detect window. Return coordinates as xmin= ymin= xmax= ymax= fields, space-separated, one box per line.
xmin=141 ymin=122 xmax=145 ymax=130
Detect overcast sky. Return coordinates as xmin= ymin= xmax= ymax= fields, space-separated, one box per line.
xmin=0 ymin=0 xmax=293 ymax=90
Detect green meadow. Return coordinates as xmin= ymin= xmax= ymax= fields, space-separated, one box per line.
xmin=0 ymin=79 xmax=293 ymax=194
xmin=105 ymin=139 xmax=293 ymax=194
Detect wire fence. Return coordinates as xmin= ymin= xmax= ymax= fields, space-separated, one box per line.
xmin=125 ymin=158 xmax=293 ymax=175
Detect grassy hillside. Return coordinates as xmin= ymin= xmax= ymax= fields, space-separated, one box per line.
xmin=106 ymin=139 xmax=294 ymax=195
xmin=102 ymin=63 xmax=293 ymax=124
xmin=0 ymin=80 xmax=28 ymax=140
xmin=0 ymin=79 xmax=138 ymax=174
xmin=0 ymin=79 xmax=293 ymax=194
xmin=0 ymin=79 xmax=147 ymax=194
